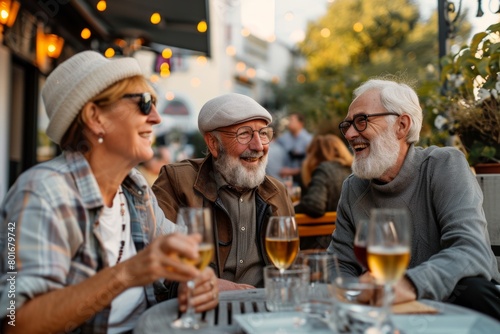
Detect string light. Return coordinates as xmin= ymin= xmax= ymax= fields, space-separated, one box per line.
xmin=197 ymin=20 xmax=207 ymax=33
xmin=151 ymin=12 xmax=161 ymax=24
xmin=96 ymin=0 xmax=106 ymax=12
xmin=81 ymin=28 xmax=91 ymax=39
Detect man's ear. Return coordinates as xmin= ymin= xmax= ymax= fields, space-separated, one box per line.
xmin=204 ymin=132 xmax=220 ymax=158
xmin=81 ymin=102 xmax=105 ymax=136
xmin=396 ymin=114 xmax=411 ymax=140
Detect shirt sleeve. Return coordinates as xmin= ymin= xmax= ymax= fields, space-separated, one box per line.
xmin=0 ymin=187 xmax=75 ymax=319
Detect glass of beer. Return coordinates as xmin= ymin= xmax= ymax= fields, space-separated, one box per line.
xmin=354 ymin=219 xmax=369 ymax=270
xmin=367 ymin=208 xmax=411 ymax=334
xmin=171 ymin=207 xmax=214 ymax=329
xmin=265 ymin=216 xmax=300 ymax=273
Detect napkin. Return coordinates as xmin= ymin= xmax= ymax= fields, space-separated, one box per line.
xmin=392 ymin=300 xmax=439 ymax=314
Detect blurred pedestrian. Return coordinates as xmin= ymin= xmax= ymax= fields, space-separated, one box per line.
xmin=277 ymin=113 xmax=313 ymax=186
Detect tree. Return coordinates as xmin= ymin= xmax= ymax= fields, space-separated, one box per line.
xmin=273 ymin=0 xmax=472 ymax=143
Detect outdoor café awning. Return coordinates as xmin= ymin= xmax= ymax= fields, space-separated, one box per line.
xmin=21 ymin=0 xmax=210 ymax=56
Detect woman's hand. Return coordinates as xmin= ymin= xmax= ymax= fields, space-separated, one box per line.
xmin=118 ymin=233 xmax=201 ymax=288
xmin=177 ymin=268 xmax=219 ymax=312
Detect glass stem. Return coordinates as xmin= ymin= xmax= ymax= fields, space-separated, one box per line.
xmin=377 ymin=283 xmax=394 ymax=334
xmin=184 ymin=279 xmax=196 ymax=320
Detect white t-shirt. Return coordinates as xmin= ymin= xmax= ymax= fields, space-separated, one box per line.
xmin=98 ymin=187 xmax=147 ymax=334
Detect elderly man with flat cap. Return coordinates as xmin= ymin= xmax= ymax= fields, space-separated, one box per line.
xmin=152 ymin=93 xmax=294 ymax=291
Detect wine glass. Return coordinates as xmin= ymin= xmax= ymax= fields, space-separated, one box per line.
xmin=171 ymin=207 xmax=214 ymax=329
xmin=354 ymin=219 xmax=370 ymax=270
xmin=367 ymin=208 xmax=411 ymax=334
xmin=265 ymin=216 xmax=300 ymax=273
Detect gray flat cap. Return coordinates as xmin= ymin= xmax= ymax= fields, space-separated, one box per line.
xmin=198 ymin=93 xmax=272 ymax=134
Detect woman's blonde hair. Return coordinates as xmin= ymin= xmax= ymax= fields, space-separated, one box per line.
xmin=61 ymin=75 xmax=154 ymax=152
xmin=301 ymin=134 xmax=353 ymax=186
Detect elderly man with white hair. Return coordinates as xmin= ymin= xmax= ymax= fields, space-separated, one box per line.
xmin=153 ymin=93 xmax=294 ymax=294
xmin=329 ymin=78 xmax=500 ymax=320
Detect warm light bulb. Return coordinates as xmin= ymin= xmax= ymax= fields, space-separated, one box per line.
xmin=196 ymin=56 xmax=207 ymax=65
xmin=0 ymin=0 xmax=20 ymax=27
xmin=150 ymin=74 xmax=160 ymax=83
xmin=81 ymin=28 xmax=91 ymax=39
xmin=197 ymin=20 xmax=207 ymax=33
xmin=96 ymin=0 xmax=106 ymax=12
xmin=47 ymin=43 xmax=56 ymax=54
xmin=151 ymin=12 xmax=161 ymax=24
xmin=225 ymin=45 xmax=236 ymax=56
xmin=247 ymin=68 xmax=256 ymax=78
xmin=165 ymin=91 xmax=175 ymax=101
xmin=236 ymin=62 xmax=246 ymax=72
xmin=162 ymin=48 xmax=172 ymax=58
xmin=160 ymin=68 xmax=171 ymax=77
xmin=44 ymin=34 xmax=64 ymax=58
xmin=353 ymin=22 xmax=363 ymax=33
xmin=104 ymin=48 xmax=115 ymax=58
xmin=320 ymin=28 xmax=331 ymax=38
xmin=0 ymin=9 xmax=8 ymax=21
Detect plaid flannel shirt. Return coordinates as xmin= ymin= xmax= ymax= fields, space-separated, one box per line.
xmin=0 ymin=151 xmax=177 ymax=333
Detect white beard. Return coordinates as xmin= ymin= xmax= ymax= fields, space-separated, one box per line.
xmin=352 ymin=129 xmax=400 ymax=180
xmin=213 ymin=146 xmax=268 ymax=189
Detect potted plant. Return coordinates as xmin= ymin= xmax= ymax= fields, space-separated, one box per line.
xmin=439 ymin=22 xmax=500 ymax=172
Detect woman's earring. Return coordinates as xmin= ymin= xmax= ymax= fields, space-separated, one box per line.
xmin=98 ymin=135 xmax=104 ymax=144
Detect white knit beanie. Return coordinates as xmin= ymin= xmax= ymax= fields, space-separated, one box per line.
xmin=198 ymin=93 xmax=272 ymax=134
xmin=42 ymin=51 xmax=143 ymax=145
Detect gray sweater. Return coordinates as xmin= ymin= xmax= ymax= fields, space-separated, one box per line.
xmin=329 ymin=144 xmax=500 ymax=300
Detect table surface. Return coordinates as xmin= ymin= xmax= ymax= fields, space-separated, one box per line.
xmin=133 ymin=289 xmax=500 ymax=334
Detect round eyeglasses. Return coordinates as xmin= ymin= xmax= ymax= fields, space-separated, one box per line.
xmin=216 ymin=126 xmax=274 ymax=145
xmin=338 ymin=112 xmax=400 ymax=136
xmin=122 ymin=92 xmax=157 ymax=115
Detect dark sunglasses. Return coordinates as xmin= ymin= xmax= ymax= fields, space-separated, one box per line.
xmin=122 ymin=92 xmax=157 ymax=115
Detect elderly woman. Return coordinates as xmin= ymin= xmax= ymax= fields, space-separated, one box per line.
xmin=0 ymin=51 xmax=218 ymax=333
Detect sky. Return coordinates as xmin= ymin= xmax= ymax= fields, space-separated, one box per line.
xmin=419 ymin=0 xmax=499 ymax=34
xmin=241 ymin=0 xmax=499 ymax=46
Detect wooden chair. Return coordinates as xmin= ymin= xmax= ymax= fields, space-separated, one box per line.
xmin=294 ymin=211 xmax=337 ymax=237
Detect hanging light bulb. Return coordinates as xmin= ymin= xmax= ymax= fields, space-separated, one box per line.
xmin=0 ymin=0 xmax=20 ymax=27
xmin=96 ymin=0 xmax=106 ymax=12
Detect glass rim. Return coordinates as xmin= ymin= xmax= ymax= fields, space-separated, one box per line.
xmin=264 ymin=264 xmax=310 ymax=273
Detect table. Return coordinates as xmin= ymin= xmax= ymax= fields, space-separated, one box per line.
xmin=133 ymin=289 xmax=500 ymax=334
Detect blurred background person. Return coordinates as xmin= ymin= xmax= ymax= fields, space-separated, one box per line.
xmin=0 ymin=51 xmax=218 ymax=333
xmin=295 ymin=134 xmax=353 ymax=249
xmin=277 ymin=113 xmax=313 ymax=187
xmin=137 ymin=146 xmax=171 ymax=186
xmin=265 ymin=122 xmax=287 ymax=182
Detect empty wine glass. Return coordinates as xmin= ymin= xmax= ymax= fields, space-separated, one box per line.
xmin=171 ymin=207 xmax=214 ymax=329
xmin=367 ymin=208 xmax=411 ymax=334
xmin=265 ymin=216 xmax=300 ymax=273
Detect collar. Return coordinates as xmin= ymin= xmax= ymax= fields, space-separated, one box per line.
xmin=371 ymin=144 xmax=417 ymax=193
xmin=64 ymin=151 xmax=148 ymax=209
